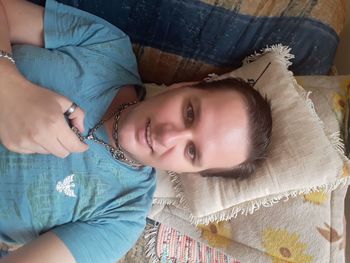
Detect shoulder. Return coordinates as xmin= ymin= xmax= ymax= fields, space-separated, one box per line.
xmin=46 ymin=0 xmax=129 ymax=44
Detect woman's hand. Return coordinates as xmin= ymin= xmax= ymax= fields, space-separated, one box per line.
xmin=0 ymin=65 xmax=89 ymax=157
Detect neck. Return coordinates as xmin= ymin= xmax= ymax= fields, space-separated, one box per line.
xmin=103 ymin=85 xmax=139 ymax=149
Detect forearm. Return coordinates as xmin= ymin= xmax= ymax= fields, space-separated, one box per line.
xmin=0 ymin=0 xmax=44 ymax=76
xmin=0 ymin=0 xmax=23 ymax=96
xmin=1 ymin=0 xmax=44 ymax=47
xmin=0 ymin=232 xmax=76 ymax=263
xmin=0 ymin=0 xmax=11 ymax=54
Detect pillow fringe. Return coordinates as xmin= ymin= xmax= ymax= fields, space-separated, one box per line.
xmin=299 ymin=90 xmax=325 ymax=129
xmin=152 ymin=197 xmax=180 ymax=206
xmin=144 ymin=223 xmax=160 ymax=263
xmin=243 ymin=44 xmax=295 ymax=68
xmin=168 ymin=170 xmax=350 ymax=225
xmin=330 ymin=131 xmax=346 ymax=154
xmin=169 ymin=171 xmax=191 ymax=212
xmin=165 ymin=45 xmax=350 ymax=226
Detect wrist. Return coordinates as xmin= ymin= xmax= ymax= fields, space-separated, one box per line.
xmin=0 ymin=54 xmax=17 ymax=75
xmin=0 ymin=50 xmax=15 ymax=64
xmin=0 ymin=60 xmax=28 ymax=93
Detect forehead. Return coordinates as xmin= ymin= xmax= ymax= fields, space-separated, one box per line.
xmin=193 ymin=88 xmax=250 ymax=170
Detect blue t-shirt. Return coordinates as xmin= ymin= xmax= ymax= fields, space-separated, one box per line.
xmin=0 ymin=1 xmax=156 ymax=262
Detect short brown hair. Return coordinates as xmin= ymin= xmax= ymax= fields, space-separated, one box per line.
xmin=191 ymin=78 xmax=272 ymax=180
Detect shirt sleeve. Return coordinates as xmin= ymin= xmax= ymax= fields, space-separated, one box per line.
xmin=11 ymin=0 xmax=144 ymax=129
xmin=51 ymin=177 xmax=155 ymax=263
xmin=44 ymin=0 xmax=128 ymax=50
xmin=40 ymin=0 xmax=143 ymax=106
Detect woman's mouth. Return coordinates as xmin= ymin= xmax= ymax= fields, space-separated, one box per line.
xmin=145 ymin=120 xmax=153 ymax=151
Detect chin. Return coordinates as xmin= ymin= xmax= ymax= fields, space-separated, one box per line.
xmin=137 ymin=159 xmax=157 ymax=169
xmin=121 ymin=147 xmax=146 ymax=166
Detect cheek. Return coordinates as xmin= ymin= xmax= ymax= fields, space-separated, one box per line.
xmin=153 ymin=149 xmax=194 ymax=172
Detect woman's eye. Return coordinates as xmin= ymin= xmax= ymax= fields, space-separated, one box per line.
xmin=188 ymin=144 xmax=196 ymax=161
xmin=186 ymin=103 xmax=194 ymax=123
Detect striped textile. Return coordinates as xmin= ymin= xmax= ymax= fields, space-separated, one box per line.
xmin=156 ymin=223 xmax=240 ymax=263
xmin=29 ymin=0 xmax=346 ymax=84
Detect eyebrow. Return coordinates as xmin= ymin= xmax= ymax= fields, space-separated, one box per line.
xmin=192 ymin=96 xmax=202 ymax=168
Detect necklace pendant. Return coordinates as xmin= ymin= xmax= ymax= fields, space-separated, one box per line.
xmin=116 ymin=152 xmax=125 ymax=160
xmin=87 ymin=101 xmax=141 ymax=169
xmin=110 ymin=149 xmax=123 ymax=160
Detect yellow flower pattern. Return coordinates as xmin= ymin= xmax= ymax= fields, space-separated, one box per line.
xmin=331 ymin=77 xmax=350 ymax=165
xmin=340 ymin=78 xmax=350 ymax=95
xmin=198 ymin=221 xmax=233 ymax=248
xmin=341 ymin=164 xmax=350 ymax=178
xmin=303 ymin=191 xmax=329 ymax=205
xmin=262 ymin=228 xmax=313 ymax=263
xmin=333 ymin=92 xmax=346 ymax=112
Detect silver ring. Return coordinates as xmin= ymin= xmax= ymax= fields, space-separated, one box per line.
xmin=64 ymin=102 xmax=78 ymax=117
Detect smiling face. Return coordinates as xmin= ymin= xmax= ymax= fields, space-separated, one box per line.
xmin=117 ymin=84 xmax=250 ymax=173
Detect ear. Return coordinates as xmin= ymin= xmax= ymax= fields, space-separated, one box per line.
xmin=167 ymin=81 xmax=200 ymax=90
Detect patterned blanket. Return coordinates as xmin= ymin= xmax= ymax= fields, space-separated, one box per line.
xmin=30 ymin=0 xmax=346 ymax=83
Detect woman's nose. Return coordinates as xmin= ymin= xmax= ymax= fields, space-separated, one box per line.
xmin=155 ymin=123 xmax=192 ymax=147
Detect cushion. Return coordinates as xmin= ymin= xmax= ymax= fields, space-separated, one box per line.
xmin=150 ymin=45 xmax=350 ymax=224
xmin=294 ymin=75 xmax=350 ymax=155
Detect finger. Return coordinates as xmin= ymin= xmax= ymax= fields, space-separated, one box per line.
xmin=32 ymin=128 xmax=71 ymax=158
xmin=16 ymin=149 xmax=35 ymax=154
xmin=22 ymin=145 xmax=49 ymax=155
xmin=38 ymin=138 xmax=71 ymax=158
xmin=33 ymin=147 xmax=50 ymax=155
xmin=56 ymin=93 xmax=80 ymax=118
xmin=68 ymin=106 xmax=85 ymax=133
xmin=35 ymin=114 xmax=88 ymax=156
xmin=59 ymin=96 xmax=85 ymax=133
xmin=5 ymin=145 xmax=35 ymax=154
xmin=20 ymin=149 xmax=50 ymax=155
xmin=3 ymin=141 xmax=49 ymax=155
xmin=56 ymin=119 xmax=89 ymax=153
xmin=57 ymin=135 xmax=88 ymax=155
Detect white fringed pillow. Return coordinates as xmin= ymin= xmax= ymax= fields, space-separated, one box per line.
xmin=150 ymin=45 xmax=350 ymax=225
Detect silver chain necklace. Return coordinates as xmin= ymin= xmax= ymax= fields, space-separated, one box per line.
xmin=71 ymin=101 xmax=142 ymax=168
